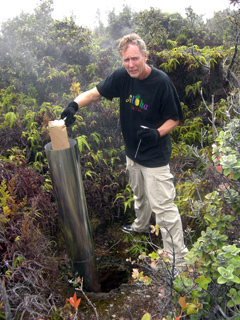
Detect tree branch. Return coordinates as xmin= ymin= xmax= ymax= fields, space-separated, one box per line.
xmin=226 ymin=31 xmax=240 ymax=81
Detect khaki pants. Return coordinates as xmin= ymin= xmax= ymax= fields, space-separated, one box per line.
xmin=126 ymin=156 xmax=188 ymax=264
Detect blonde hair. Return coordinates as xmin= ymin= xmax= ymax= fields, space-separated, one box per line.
xmin=118 ymin=33 xmax=147 ymax=56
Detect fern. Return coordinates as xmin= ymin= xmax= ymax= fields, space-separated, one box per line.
xmin=0 ymin=180 xmax=10 ymax=208
xmin=105 ymin=148 xmax=118 ymax=158
xmin=185 ymin=81 xmax=202 ymax=97
xmin=23 ymin=110 xmax=36 ymax=129
xmin=76 ymin=135 xmax=91 ymax=152
xmin=160 ymin=57 xmax=180 ymax=73
xmin=3 ymin=112 xmax=18 ymax=128
xmin=195 ymin=55 xmax=207 ymax=65
xmin=86 ymin=63 xmax=100 ymax=77
xmin=90 ymin=132 xmax=101 ymax=145
xmin=0 ymin=176 xmax=27 ymax=222
xmin=114 ymin=183 xmax=134 ymax=214
xmin=110 ymin=156 xmax=120 ymax=167
xmin=70 ymin=82 xmax=82 ymax=98
xmin=84 ymin=170 xmax=98 ymax=180
xmin=52 ymin=105 xmax=64 ymax=118
xmin=210 ymin=58 xmax=218 ymax=69
xmin=88 ymin=150 xmax=103 ymax=163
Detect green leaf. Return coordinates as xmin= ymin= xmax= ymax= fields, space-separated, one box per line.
xmin=217 ymin=265 xmax=240 ymax=284
xmin=148 ymin=252 xmax=160 ymax=261
xmin=233 ymin=172 xmax=240 ymax=180
xmin=186 ymin=303 xmax=198 ymax=315
xmin=227 ymin=300 xmax=234 ymax=308
xmin=223 ymin=245 xmax=240 ymax=256
xmin=195 ymin=275 xmax=211 ymax=290
xmin=232 ymin=275 xmax=240 ymax=284
xmin=217 ymin=276 xmax=227 ymax=284
xmin=141 ymin=312 xmax=151 ymax=320
xmin=218 ymin=265 xmax=234 ymax=277
xmin=227 ymin=288 xmax=240 ymax=307
xmin=223 ymin=168 xmax=231 ymax=176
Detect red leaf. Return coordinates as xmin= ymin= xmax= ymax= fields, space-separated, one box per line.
xmin=67 ymin=292 xmax=81 ymax=311
xmin=179 ymin=296 xmax=189 ymax=310
xmin=216 ymin=165 xmax=223 ymax=173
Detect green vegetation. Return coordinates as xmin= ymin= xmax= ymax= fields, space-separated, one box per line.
xmin=0 ymin=0 xmax=240 ymax=319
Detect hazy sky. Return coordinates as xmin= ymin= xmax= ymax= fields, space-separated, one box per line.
xmin=0 ymin=0 xmax=233 ymax=29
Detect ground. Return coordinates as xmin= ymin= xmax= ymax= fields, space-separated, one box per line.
xmin=68 ymin=225 xmax=178 ymax=320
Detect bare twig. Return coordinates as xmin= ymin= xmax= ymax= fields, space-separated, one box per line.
xmin=200 ymin=88 xmax=218 ymax=138
xmin=76 ymin=278 xmax=99 ymax=320
xmin=0 ymin=278 xmax=12 ymax=320
xmin=215 ymin=305 xmax=240 ymax=320
xmin=191 ymin=47 xmax=210 ymax=70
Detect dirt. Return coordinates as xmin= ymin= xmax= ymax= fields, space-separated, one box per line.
xmin=71 ymin=226 xmax=175 ymax=320
xmin=78 ymin=282 xmax=161 ymax=320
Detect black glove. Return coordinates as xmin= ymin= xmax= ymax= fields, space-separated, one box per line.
xmin=61 ymin=101 xmax=78 ymax=127
xmin=137 ymin=128 xmax=161 ymax=143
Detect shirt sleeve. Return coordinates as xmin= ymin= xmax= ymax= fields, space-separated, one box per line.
xmin=96 ymin=67 xmax=125 ymax=100
xmin=160 ymin=77 xmax=184 ymax=123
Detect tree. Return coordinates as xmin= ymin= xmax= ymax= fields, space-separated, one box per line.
xmin=0 ymin=0 xmax=94 ymax=102
xmin=135 ymin=8 xmax=167 ymax=50
xmin=185 ymin=6 xmax=204 ymax=29
xmin=230 ymin=0 xmax=240 ymax=5
xmin=106 ymin=5 xmax=136 ymax=41
xmin=206 ymin=9 xmax=236 ymax=46
xmin=0 ymin=0 xmax=54 ymax=94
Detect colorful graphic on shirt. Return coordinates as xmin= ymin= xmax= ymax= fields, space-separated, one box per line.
xmin=126 ymin=94 xmax=148 ymax=112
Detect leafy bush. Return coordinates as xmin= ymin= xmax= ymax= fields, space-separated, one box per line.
xmin=0 ymin=160 xmax=65 ymax=319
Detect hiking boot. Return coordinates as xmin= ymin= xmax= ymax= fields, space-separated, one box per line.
xmin=121 ymin=224 xmax=134 ymax=233
xmin=121 ymin=225 xmax=149 ymax=234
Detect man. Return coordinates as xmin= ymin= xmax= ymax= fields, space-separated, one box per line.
xmin=61 ymin=33 xmax=188 ymax=269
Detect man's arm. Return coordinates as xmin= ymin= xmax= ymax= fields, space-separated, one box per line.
xmin=74 ymin=87 xmax=102 ymax=109
xmin=61 ymin=87 xmax=102 ymax=126
xmin=137 ymin=119 xmax=180 ymax=143
xmin=157 ymin=119 xmax=179 ymax=137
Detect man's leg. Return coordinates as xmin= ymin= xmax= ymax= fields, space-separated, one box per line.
xmin=142 ymin=164 xmax=188 ymax=264
xmin=126 ymin=157 xmax=152 ymax=233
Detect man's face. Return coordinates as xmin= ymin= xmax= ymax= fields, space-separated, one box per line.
xmin=121 ymin=44 xmax=148 ymax=80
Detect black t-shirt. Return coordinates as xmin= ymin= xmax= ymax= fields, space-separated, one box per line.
xmin=96 ymin=66 xmax=183 ymax=168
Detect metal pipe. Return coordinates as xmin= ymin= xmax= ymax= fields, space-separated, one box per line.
xmin=45 ymin=139 xmax=100 ymax=292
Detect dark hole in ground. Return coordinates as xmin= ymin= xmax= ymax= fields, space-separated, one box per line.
xmin=97 ymin=258 xmax=132 ymax=293
xmin=98 ymin=268 xmax=129 ymax=292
